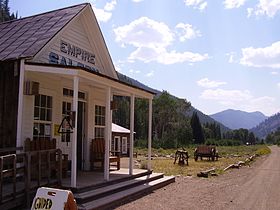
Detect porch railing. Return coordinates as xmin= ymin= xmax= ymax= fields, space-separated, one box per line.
xmin=0 ymin=149 xmax=63 ymax=209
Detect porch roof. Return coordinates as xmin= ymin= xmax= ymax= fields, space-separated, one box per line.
xmin=24 ymin=61 xmax=156 ymax=98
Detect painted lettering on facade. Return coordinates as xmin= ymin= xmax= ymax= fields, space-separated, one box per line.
xmin=60 ymin=40 xmax=95 ymax=65
xmin=48 ymin=40 xmax=99 ymax=73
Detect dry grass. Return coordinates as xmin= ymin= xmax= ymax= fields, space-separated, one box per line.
xmin=136 ymin=145 xmax=270 ymax=176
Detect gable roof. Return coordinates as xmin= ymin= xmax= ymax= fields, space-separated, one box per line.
xmin=0 ymin=3 xmax=88 ymax=61
xmin=112 ymin=123 xmax=132 ymax=134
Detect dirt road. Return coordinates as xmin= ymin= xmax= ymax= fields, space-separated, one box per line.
xmin=116 ymin=146 xmax=280 ymax=210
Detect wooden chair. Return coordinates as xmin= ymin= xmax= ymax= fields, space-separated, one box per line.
xmin=24 ymin=138 xmax=68 ymax=178
xmin=90 ymin=138 xmax=120 ymax=170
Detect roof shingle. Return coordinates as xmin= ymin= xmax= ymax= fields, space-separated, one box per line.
xmin=0 ymin=3 xmax=88 ymax=61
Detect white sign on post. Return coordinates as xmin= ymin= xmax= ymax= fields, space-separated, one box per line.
xmin=31 ymin=187 xmax=75 ymax=210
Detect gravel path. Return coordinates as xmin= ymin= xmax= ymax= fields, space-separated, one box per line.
xmin=116 ymin=146 xmax=279 ymax=210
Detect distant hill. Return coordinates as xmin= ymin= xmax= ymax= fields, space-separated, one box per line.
xmin=250 ymin=113 xmax=280 ymax=139
xmin=185 ymin=106 xmax=230 ymax=133
xmin=210 ymin=109 xmax=268 ymax=130
xmin=117 ymin=72 xmax=229 ymax=133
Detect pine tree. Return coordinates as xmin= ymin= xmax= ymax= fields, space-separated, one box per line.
xmin=191 ymin=112 xmax=205 ymax=144
xmin=0 ymin=0 xmax=17 ymax=22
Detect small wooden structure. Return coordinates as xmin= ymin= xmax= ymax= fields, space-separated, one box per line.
xmin=174 ymin=149 xmax=189 ymax=165
xmin=111 ymin=123 xmax=131 ymax=157
xmin=90 ymin=139 xmax=120 ymax=170
xmin=194 ymin=145 xmax=218 ymax=161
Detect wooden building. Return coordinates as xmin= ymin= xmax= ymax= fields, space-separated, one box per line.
xmin=111 ymin=123 xmax=133 ymax=157
xmin=0 ymin=3 xmax=154 ymax=188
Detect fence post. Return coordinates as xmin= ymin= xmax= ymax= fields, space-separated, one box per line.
xmin=12 ymin=154 xmax=16 ymax=200
xmin=0 ymin=157 xmax=3 ymax=204
xmin=25 ymin=153 xmax=31 ymax=208
xmin=57 ymin=149 xmax=62 ymax=186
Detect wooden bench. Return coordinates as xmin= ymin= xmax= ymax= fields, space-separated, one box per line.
xmin=24 ymin=138 xmax=68 ymax=178
xmin=194 ymin=145 xmax=218 ymax=161
xmin=90 ymin=138 xmax=120 ymax=170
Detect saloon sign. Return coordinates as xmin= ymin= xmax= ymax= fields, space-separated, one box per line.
xmin=49 ymin=40 xmax=98 ymax=72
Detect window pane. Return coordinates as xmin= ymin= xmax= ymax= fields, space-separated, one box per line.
xmin=33 ymin=123 xmax=39 ymax=136
xmin=39 ymin=124 xmax=44 ymax=136
xmin=40 ymin=108 xmax=46 ymax=121
xmin=41 ymin=95 xmax=46 ymax=107
xmin=46 ymin=109 xmax=51 ymax=121
xmin=34 ymin=107 xmax=39 ymax=120
xmin=35 ymin=95 xmax=40 ymax=106
xmin=47 ymin=96 xmax=52 ymax=108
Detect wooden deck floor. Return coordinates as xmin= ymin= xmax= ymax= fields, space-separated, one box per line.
xmin=61 ymin=168 xmax=148 ymax=189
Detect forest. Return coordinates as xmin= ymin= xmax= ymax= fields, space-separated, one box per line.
xmin=113 ymin=91 xmax=259 ymax=149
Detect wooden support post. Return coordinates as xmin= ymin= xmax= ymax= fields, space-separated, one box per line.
xmin=148 ymin=98 xmax=152 ymax=171
xmin=71 ymin=76 xmax=79 ymax=187
xmin=129 ymin=94 xmax=135 ymax=175
xmin=104 ymin=87 xmax=111 ymax=181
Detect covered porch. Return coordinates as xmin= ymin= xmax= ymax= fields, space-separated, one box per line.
xmin=17 ymin=60 xmax=154 ymax=188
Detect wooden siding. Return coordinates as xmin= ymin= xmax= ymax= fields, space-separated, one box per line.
xmin=32 ymin=13 xmax=117 ymax=79
xmin=0 ymin=61 xmax=19 ymax=152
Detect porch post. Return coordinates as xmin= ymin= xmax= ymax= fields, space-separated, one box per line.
xmin=71 ymin=76 xmax=79 ymax=187
xmin=16 ymin=60 xmax=25 ymax=148
xmin=147 ymin=98 xmax=152 ymax=171
xmin=104 ymin=87 xmax=111 ymax=181
xmin=129 ymin=94 xmax=135 ymax=175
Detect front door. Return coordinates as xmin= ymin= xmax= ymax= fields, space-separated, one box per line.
xmin=77 ymin=101 xmax=85 ymax=170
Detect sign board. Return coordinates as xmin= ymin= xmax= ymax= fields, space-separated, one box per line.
xmin=31 ymin=187 xmax=77 ymax=210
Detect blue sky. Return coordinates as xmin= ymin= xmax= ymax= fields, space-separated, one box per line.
xmin=9 ymin=0 xmax=280 ymax=116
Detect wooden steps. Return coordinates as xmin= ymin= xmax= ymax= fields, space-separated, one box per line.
xmin=74 ymin=173 xmax=175 ymax=210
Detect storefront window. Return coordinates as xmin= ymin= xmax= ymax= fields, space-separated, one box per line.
xmin=94 ymin=105 xmax=105 ymax=138
xmin=33 ymin=94 xmax=52 ymax=140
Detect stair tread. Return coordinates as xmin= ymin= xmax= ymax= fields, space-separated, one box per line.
xmin=79 ymin=176 xmax=175 ymax=210
xmin=75 ymin=173 xmax=164 ymax=199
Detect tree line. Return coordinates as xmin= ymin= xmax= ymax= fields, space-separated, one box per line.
xmin=0 ymin=0 xmax=17 ymax=23
xmin=113 ymin=91 xmax=258 ymax=149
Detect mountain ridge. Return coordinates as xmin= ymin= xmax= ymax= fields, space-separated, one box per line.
xmin=210 ymin=109 xmax=268 ymax=130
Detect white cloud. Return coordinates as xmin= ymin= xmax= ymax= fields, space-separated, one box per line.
xmin=240 ymin=41 xmax=280 ymax=68
xmin=184 ymin=0 xmax=208 ymax=11
xmin=129 ymin=69 xmax=141 ymax=74
xmin=200 ymin=88 xmax=279 ymax=115
xmin=271 ymin=71 xmax=279 ymax=75
xmin=176 ymin=23 xmax=201 ymax=41
xmin=146 ymin=70 xmax=154 ymax=77
xmin=114 ymin=17 xmax=174 ymax=48
xmin=91 ymin=0 xmax=117 ymax=22
xmin=200 ymin=89 xmax=252 ymax=101
xmin=226 ymin=52 xmax=237 ymax=63
xmin=92 ymin=7 xmax=112 ymax=22
xmin=128 ymin=47 xmax=209 ymax=64
xmin=278 ymin=82 xmax=280 ymax=88
xmin=104 ymin=0 xmax=117 ymax=11
xmin=247 ymin=0 xmax=280 ymax=18
xmin=197 ymin=78 xmax=227 ymax=88
xmin=114 ymin=17 xmax=209 ymax=65
xmin=132 ymin=0 xmax=144 ymax=2
xmin=223 ymin=0 xmax=247 ymax=9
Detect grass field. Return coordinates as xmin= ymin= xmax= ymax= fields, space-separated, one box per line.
xmin=135 ymin=145 xmax=271 ymax=176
